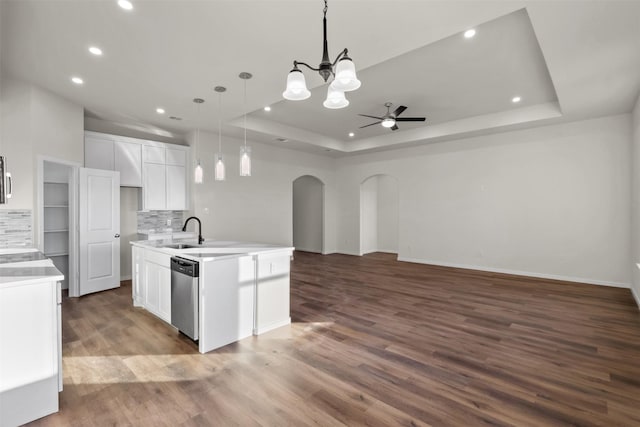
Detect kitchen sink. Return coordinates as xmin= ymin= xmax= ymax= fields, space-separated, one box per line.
xmin=162 ymin=243 xmax=198 ymax=249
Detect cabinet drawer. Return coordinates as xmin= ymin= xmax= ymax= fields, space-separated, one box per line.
xmin=143 ymin=249 xmax=171 ymax=267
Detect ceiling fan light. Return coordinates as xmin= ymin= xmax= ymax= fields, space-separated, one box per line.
xmin=283 ymin=69 xmax=311 ymax=100
xmin=323 ymin=86 xmax=349 ymax=109
xmin=381 ymin=118 xmax=396 ymax=128
xmin=331 ymin=57 xmax=361 ymax=92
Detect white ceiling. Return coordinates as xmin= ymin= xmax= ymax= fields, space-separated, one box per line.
xmin=1 ymin=1 xmax=639 ymax=156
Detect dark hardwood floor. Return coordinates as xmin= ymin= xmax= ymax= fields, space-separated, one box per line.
xmin=29 ymin=252 xmax=640 ymax=426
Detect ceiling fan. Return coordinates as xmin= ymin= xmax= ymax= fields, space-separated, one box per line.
xmin=359 ymin=102 xmax=426 ymax=131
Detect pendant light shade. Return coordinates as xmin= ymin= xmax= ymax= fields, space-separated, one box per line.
xmin=194 ymin=160 xmax=204 ymax=184
xmin=283 ymin=68 xmax=311 ymax=101
xmin=239 ymin=146 xmax=251 ymax=177
xmin=330 ymin=56 xmax=361 ymax=92
xmin=214 ymin=154 xmax=225 ymax=181
xmin=239 ymin=72 xmax=252 ymax=177
xmin=323 ymin=85 xmax=349 ymax=109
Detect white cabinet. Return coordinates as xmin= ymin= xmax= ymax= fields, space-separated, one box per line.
xmin=143 ymin=162 xmax=167 ymax=210
xmin=255 ymin=252 xmax=292 ymax=334
xmin=141 ymin=249 xmax=171 ymax=323
xmin=0 ymin=279 xmax=61 ymax=426
xmin=85 ymin=132 xmax=142 ymax=187
xmin=132 ymin=246 xmax=143 ymax=306
xmin=142 ymin=143 xmax=189 ymax=211
xmin=115 ymin=141 xmax=143 ymax=187
xmin=166 ymin=165 xmax=186 ymax=210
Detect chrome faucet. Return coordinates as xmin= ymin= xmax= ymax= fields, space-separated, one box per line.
xmin=182 ymin=216 xmax=204 ymax=245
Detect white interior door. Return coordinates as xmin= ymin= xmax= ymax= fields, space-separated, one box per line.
xmin=79 ymin=168 xmax=120 ymax=296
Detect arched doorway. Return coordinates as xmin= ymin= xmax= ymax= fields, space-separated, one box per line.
xmin=292 ymin=175 xmax=324 ymax=253
xmin=360 ymin=174 xmax=399 ymax=255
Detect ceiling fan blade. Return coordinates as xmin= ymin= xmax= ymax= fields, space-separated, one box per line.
xmin=359 ymin=121 xmax=382 ymax=129
xmin=395 ymin=117 xmax=426 ymax=122
xmin=390 ymin=124 xmax=399 ymax=131
xmin=392 ymin=105 xmax=407 ymax=117
xmin=358 ymin=114 xmax=384 ymax=120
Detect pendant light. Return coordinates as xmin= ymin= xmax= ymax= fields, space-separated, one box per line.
xmin=282 ymin=0 xmax=360 ymax=109
xmin=239 ymin=72 xmax=252 ymax=177
xmin=193 ymin=98 xmax=205 ymax=184
xmin=214 ymin=86 xmax=226 ymax=181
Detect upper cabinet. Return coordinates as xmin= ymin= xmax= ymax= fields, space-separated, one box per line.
xmin=142 ymin=142 xmax=189 ymax=211
xmin=85 ymin=132 xmax=142 ymax=187
xmin=84 ymin=131 xmax=190 ymax=210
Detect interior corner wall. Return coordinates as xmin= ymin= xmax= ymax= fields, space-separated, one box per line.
xmin=630 ymin=93 xmax=640 ymax=307
xmin=360 ymin=176 xmax=378 ymax=255
xmin=189 ymin=130 xmax=337 ymax=252
xmin=377 ymin=175 xmax=399 ymax=253
xmin=292 ymin=176 xmax=324 ymax=253
xmin=336 ymin=114 xmax=632 ymax=287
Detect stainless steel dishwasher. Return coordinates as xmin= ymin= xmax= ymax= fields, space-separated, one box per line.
xmin=170 ymin=257 xmax=199 ymax=340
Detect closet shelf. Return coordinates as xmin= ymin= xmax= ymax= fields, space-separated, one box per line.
xmin=44 ymin=205 xmax=69 ymax=208
xmin=44 ymin=229 xmax=69 ymax=233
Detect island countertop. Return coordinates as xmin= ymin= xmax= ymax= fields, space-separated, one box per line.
xmin=0 ymin=248 xmax=64 ymax=287
xmin=130 ymin=238 xmax=294 ymax=262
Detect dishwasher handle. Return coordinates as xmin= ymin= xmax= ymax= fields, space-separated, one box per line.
xmin=170 ymin=257 xmax=199 ymax=277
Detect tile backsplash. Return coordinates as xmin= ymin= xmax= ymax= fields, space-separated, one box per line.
xmin=0 ymin=209 xmax=32 ymax=247
xmin=137 ymin=210 xmax=185 ymax=232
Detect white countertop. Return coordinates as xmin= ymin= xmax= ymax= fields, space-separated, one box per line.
xmin=131 ymin=238 xmax=294 ymax=262
xmin=0 ymin=248 xmax=64 ymax=287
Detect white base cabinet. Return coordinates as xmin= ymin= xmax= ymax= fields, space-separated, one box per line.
xmin=132 ymin=248 xmax=171 ymax=324
xmin=0 ymin=280 xmax=61 ymax=427
xmin=255 ymin=252 xmax=292 ymax=335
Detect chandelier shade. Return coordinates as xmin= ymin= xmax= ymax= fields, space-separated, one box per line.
xmin=282 ymin=0 xmax=360 ymax=108
xmin=323 ymin=85 xmax=349 ymax=109
xmin=283 ymin=68 xmax=311 ymax=100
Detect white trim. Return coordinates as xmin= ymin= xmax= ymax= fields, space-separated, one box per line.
xmin=397 ymin=256 xmax=630 ymax=289
xmin=253 ymin=317 xmax=291 ymax=335
xmin=631 ymin=286 xmax=640 ymax=310
xmin=335 ymin=250 xmax=361 ymax=256
xmin=120 ymin=274 xmax=132 ymax=281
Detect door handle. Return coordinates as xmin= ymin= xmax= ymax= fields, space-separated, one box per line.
xmin=115 ymin=234 xmax=120 ymax=238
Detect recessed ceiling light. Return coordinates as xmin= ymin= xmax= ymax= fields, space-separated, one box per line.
xmin=348 ymin=132 xmax=354 ymax=137
xmin=169 ymin=116 xmax=182 ymax=121
xmin=464 ymin=29 xmax=476 ymax=39
xmin=264 ymin=106 xmax=271 ymax=112
xmin=512 ymin=96 xmax=521 ymax=103
xmin=118 ymin=0 xmax=133 ymax=10
xmin=156 ymin=108 xmax=165 ymax=114
xmin=71 ymin=76 xmax=84 ymax=85
xmin=88 ymin=46 xmax=103 ymax=56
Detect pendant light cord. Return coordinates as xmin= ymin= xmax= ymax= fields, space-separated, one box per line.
xmin=218 ymin=92 xmax=222 ymax=153
xmin=243 ymin=78 xmax=247 ymax=148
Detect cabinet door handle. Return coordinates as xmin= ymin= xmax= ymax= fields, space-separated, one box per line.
xmin=6 ymin=173 xmax=12 ymax=199
xmin=115 ymin=234 xmax=120 ymax=238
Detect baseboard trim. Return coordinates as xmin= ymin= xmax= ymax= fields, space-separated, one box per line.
xmin=397 ymin=256 xmax=630 ymax=289
xmin=631 ymin=287 xmax=640 ymax=309
xmin=335 ymin=250 xmax=361 ymax=256
xmin=120 ymin=274 xmax=132 ymax=281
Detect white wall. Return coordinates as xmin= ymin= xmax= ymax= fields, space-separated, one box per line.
xmin=377 ymin=175 xmax=399 ymax=253
xmin=188 ymin=131 xmax=337 ymax=251
xmin=337 ymin=115 xmax=632 ymax=287
xmin=0 ymin=75 xmax=84 ymax=245
xmin=292 ymin=175 xmax=324 ymax=253
xmin=120 ymin=187 xmax=140 ymax=281
xmin=631 ymin=93 xmax=640 ymax=306
xmin=360 ymin=177 xmax=378 ymax=254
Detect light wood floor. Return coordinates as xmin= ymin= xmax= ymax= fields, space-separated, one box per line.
xmin=29 ymin=252 xmax=640 ymax=426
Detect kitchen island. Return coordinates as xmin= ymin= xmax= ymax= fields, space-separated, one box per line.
xmin=130 ymin=239 xmax=294 ymax=353
xmin=0 ymin=248 xmax=63 ymax=427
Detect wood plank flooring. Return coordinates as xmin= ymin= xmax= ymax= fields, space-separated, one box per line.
xmin=29 ymin=252 xmax=640 ymax=426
